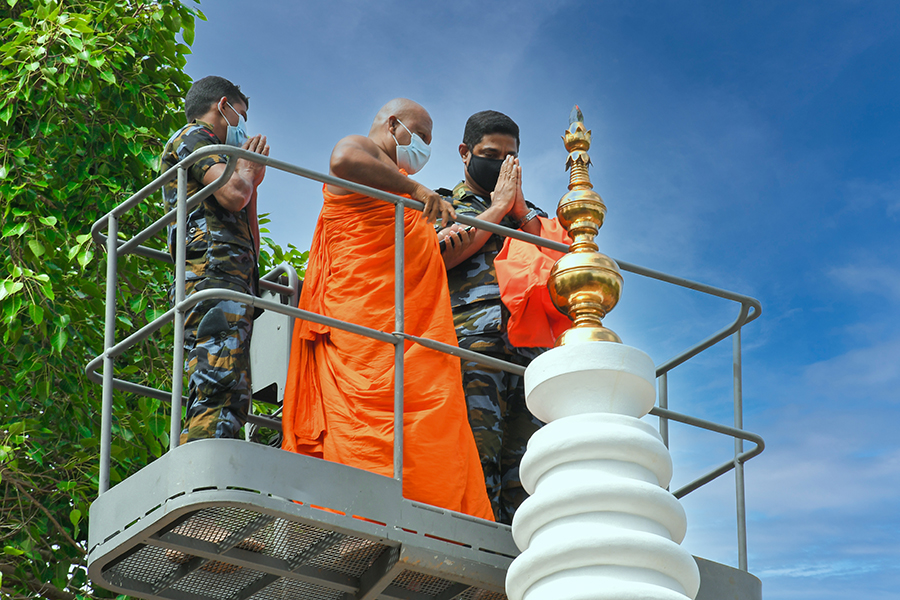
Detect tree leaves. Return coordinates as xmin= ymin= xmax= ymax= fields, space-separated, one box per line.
xmin=27 ymin=238 xmax=44 ymax=256
xmin=0 ymin=1 xmax=206 ymax=598
xmin=49 ymin=328 xmax=68 ymax=353
xmin=1 ymin=3 xmax=308 ymax=597
xmin=2 ymin=221 xmax=28 ymax=237
xmin=76 ymin=248 xmax=93 ymax=267
xmin=27 ymin=303 xmax=43 ymax=325
xmin=1 ymin=280 xmax=24 ymax=300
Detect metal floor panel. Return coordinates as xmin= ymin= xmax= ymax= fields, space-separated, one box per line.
xmin=88 ymin=440 xmax=516 ymax=600
xmin=88 ymin=440 xmax=761 ymax=600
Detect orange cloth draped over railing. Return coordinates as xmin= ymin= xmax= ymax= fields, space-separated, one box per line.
xmin=495 ymin=217 xmax=573 ymax=348
xmin=281 ymin=183 xmax=493 ymax=521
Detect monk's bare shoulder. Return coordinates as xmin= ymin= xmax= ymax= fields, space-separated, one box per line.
xmin=334 ymin=134 xmax=378 ymax=154
xmin=330 ymin=135 xmax=382 ymax=170
xmin=327 ymin=135 xmax=395 ymax=196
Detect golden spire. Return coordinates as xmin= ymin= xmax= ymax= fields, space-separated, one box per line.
xmin=547 ymin=106 xmax=623 ymax=345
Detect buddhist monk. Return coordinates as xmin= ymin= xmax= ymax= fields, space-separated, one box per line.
xmin=281 ymin=99 xmax=494 ymax=521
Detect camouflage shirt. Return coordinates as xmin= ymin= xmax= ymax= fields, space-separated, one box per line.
xmin=160 ymin=120 xmax=256 ymax=291
xmin=439 ymin=181 xmax=547 ymax=350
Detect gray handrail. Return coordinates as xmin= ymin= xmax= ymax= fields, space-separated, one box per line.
xmin=84 ymin=288 xmax=526 ymax=406
xmin=649 ymin=406 xmax=765 ymax=498
xmin=87 ymin=144 xmax=764 ymax=571
xmin=90 ymin=144 xmax=762 ymax=371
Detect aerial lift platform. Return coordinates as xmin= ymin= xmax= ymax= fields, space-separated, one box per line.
xmin=86 ymin=145 xmax=764 ymax=600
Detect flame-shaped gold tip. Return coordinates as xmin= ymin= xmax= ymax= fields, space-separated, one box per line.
xmin=569 ymin=105 xmax=583 ymax=126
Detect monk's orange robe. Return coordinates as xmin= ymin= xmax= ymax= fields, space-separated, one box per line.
xmin=282 ymin=182 xmax=493 ymax=521
xmin=495 ymin=217 xmax=573 ymax=348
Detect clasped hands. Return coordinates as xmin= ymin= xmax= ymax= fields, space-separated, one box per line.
xmin=437 ymin=155 xmax=528 ymax=254
xmin=238 ymin=134 xmax=269 ymax=187
xmin=492 ymin=155 xmax=528 ymax=223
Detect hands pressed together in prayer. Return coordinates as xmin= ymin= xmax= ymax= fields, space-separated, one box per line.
xmin=205 ymin=134 xmax=270 ymax=215
xmin=237 ymin=134 xmax=270 ymax=187
xmin=491 ymin=155 xmax=529 ymax=223
xmin=436 ymin=155 xmax=527 ymax=263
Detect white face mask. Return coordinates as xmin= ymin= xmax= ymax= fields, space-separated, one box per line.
xmin=392 ymin=118 xmax=431 ymax=174
xmin=218 ymin=100 xmax=248 ymax=147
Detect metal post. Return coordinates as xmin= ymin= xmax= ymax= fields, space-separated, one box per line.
xmin=658 ymin=372 xmax=669 ymax=448
xmin=733 ymin=329 xmax=748 ymax=571
xmin=392 ymin=202 xmax=405 ymax=481
xmin=170 ymin=167 xmax=188 ymax=451
xmin=99 ymin=214 xmax=118 ymax=495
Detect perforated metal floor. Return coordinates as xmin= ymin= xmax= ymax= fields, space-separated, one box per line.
xmin=88 ymin=441 xmax=762 ymax=600
xmin=88 ymin=440 xmax=516 ymax=600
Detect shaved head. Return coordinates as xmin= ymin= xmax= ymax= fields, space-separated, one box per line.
xmin=325 ymin=97 xmax=452 ymax=222
xmin=365 ymin=97 xmax=435 ymax=161
xmin=370 ymin=98 xmax=432 ymax=136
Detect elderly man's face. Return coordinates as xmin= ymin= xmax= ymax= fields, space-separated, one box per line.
xmin=393 ymin=111 xmax=433 ymax=147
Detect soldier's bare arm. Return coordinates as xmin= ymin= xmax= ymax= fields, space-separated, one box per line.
xmin=247 ymin=189 xmax=261 ymax=255
xmin=243 ymin=136 xmax=267 ymax=254
xmin=202 ymin=134 xmax=269 ymax=213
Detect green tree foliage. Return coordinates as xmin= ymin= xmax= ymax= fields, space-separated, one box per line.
xmin=0 ymin=1 xmax=304 ymax=598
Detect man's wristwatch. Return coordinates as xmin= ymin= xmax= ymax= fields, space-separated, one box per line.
xmin=516 ymin=208 xmax=539 ymax=229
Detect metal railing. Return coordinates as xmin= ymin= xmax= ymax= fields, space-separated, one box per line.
xmin=87 ymin=144 xmax=764 ymax=571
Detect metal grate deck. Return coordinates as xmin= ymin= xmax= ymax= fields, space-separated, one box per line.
xmin=88 ymin=440 xmax=516 ymax=600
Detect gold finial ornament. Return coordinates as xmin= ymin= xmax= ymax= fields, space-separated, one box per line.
xmin=547 ymin=106 xmax=623 ymax=345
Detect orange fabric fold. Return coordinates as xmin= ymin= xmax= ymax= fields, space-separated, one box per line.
xmin=495 ymin=217 xmax=573 ymax=348
xmin=282 ymin=183 xmax=493 ymax=521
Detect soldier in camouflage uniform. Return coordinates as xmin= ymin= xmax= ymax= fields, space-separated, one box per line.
xmin=435 ymin=110 xmax=547 ymax=524
xmin=159 ymin=76 xmax=269 ymax=444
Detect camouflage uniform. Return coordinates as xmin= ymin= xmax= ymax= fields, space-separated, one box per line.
xmin=160 ymin=121 xmax=258 ymax=443
xmin=438 ymin=181 xmax=548 ymax=524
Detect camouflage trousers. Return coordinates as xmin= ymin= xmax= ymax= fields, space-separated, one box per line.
xmin=178 ymin=279 xmax=253 ymax=444
xmin=460 ymin=337 xmax=544 ymax=525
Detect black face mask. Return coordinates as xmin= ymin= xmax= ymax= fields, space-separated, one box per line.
xmin=467 ymin=153 xmax=504 ymax=194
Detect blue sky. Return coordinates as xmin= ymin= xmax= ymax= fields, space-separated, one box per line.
xmin=183 ymin=2 xmax=899 ymax=598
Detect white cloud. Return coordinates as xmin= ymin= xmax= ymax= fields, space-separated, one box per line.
xmin=759 ymin=561 xmax=883 ymax=579
xmin=802 ymin=336 xmax=900 ymax=403
xmin=750 ymin=434 xmax=900 ymax=514
xmin=844 ymin=178 xmax=900 ymax=222
xmin=672 ymin=409 xmax=900 ymax=592
xmin=827 ymin=263 xmax=900 ymax=302
xmin=665 ymin=330 xmax=900 ymax=585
